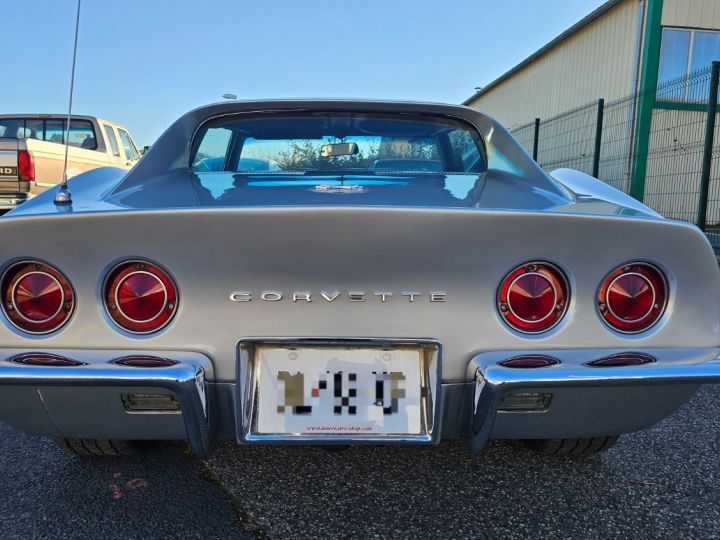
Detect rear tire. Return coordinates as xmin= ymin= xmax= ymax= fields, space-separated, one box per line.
xmin=524 ymin=435 xmax=619 ymax=457
xmin=55 ymin=438 xmax=139 ymax=456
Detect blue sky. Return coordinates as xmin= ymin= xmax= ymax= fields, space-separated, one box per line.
xmin=2 ymin=0 xmax=605 ymax=146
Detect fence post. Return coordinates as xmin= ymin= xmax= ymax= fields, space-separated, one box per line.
xmin=629 ymin=0 xmax=664 ymax=202
xmin=532 ymin=117 xmax=540 ymax=161
xmin=592 ymin=99 xmax=605 ymax=178
xmin=697 ymin=61 xmax=720 ymax=231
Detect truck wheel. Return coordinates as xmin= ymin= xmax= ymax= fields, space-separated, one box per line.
xmin=55 ymin=438 xmax=139 ymax=456
xmin=524 ymin=436 xmax=619 ymax=457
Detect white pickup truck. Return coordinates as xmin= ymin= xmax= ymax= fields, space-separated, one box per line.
xmin=0 ymin=114 xmax=141 ymax=209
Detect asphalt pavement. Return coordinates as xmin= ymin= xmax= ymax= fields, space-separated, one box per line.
xmin=2 ymin=385 xmax=720 ymax=539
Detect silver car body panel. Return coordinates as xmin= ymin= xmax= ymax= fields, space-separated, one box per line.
xmin=0 ymin=100 xmax=718 ymax=455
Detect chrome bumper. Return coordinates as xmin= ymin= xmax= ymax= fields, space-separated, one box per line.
xmin=0 ymin=194 xmax=29 ymax=209
xmin=469 ymin=347 xmax=720 ymax=453
xmin=0 ymin=350 xmax=216 ymax=459
xmin=0 ymin=346 xmax=718 ymax=459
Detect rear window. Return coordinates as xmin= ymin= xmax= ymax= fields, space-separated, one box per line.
xmin=191 ymin=112 xmax=486 ymax=175
xmin=0 ymin=118 xmax=97 ymax=150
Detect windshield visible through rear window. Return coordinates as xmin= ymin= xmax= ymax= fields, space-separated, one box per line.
xmin=190 ymin=112 xmax=486 ymax=176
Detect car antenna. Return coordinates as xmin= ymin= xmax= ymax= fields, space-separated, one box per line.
xmin=55 ymin=0 xmax=81 ymax=206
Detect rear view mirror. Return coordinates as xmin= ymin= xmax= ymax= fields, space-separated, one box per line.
xmin=320 ymin=142 xmax=359 ymax=158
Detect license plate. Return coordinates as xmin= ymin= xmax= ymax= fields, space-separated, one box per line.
xmin=254 ymin=346 xmax=425 ymax=436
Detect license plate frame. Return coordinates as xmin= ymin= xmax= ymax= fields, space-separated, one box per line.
xmin=237 ymin=339 xmax=441 ymax=444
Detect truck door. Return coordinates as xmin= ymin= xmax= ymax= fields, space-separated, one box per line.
xmin=117 ymin=128 xmax=140 ymax=168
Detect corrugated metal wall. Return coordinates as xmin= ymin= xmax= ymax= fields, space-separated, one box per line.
xmin=466 ymin=0 xmax=641 ymax=128
xmin=663 ymin=0 xmax=720 ymax=28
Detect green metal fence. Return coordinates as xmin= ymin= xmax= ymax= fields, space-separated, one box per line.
xmin=509 ymin=63 xmax=720 ymax=252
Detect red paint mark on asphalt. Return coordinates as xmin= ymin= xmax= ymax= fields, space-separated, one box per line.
xmin=109 ymin=484 xmax=123 ymax=500
xmin=108 ymin=471 xmax=149 ymax=500
xmin=126 ymin=478 xmax=148 ymax=490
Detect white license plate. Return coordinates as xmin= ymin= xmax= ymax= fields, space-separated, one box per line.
xmin=255 ymin=346 xmax=424 ymax=435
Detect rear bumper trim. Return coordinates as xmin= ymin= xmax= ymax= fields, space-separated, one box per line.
xmin=469 ymin=347 xmax=720 ymax=454
xmin=0 ymin=350 xmax=216 ymax=458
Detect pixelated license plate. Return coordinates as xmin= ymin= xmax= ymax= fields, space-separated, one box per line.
xmin=255 ymin=346 xmax=423 ymax=435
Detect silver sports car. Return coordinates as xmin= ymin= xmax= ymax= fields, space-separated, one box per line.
xmin=1 ymin=100 xmax=719 ymax=459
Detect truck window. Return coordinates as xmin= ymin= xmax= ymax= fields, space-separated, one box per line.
xmin=118 ymin=129 xmax=138 ymax=160
xmin=0 ymin=118 xmax=98 ymax=149
xmin=22 ymin=119 xmax=44 ymax=139
xmin=42 ymin=119 xmax=98 ymax=150
xmin=0 ymin=119 xmax=25 ymax=138
xmin=44 ymin=120 xmax=66 ymax=143
xmin=104 ymin=125 xmax=120 ymax=156
xmin=0 ymin=118 xmax=52 ymax=141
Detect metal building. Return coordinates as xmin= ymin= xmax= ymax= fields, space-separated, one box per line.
xmin=463 ymin=0 xmax=720 ymax=128
xmin=463 ymin=0 xmax=720 ymax=227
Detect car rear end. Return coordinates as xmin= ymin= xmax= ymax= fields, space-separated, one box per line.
xmin=0 ymin=138 xmax=31 ymax=209
xmin=0 ymin=100 xmax=718 ymax=459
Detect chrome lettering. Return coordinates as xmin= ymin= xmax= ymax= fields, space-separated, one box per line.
xmin=261 ymin=291 xmax=283 ymax=301
xmin=401 ymin=291 xmax=420 ymax=302
xmin=320 ymin=291 xmax=341 ymax=302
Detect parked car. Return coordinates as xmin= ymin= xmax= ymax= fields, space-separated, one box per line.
xmin=0 ymin=100 xmax=718 ymax=460
xmin=0 ymin=114 xmax=141 ymax=209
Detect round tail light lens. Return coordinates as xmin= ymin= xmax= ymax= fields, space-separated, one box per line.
xmin=598 ymin=263 xmax=667 ymax=333
xmin=497 ymin=262 xmax=569 ymax=333
xmin=1 ymin=261 xmax=74 ymax=334
xmin=104 ymin=260 xmax=178 ymax=334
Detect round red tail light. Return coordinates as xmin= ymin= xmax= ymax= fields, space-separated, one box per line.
xmin=497 ymin=262 xmax=569 ymax=333
xmin=598 ymin=263 xmax=667 ymax=333
xmin=104 ymin=260 xmax=178 ymax=334
xmin=1 ymin=261 xmax=74 ymax=334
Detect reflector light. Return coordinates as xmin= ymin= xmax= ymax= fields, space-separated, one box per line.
xmin=9 ymin=353 xmax=83 ymax=366
xmin=1 ymin=261 xmax=74 ymax=333
xmin=499 ymin=355 xmax=560 ymax=368
xmin=113 ymin=355 xmax=178 ymax=368
xmin=587 ymin=352 xmax=656 ymax=367
xmin=122 ymin=393 xmax=181 ymax=412
xmin=497 ymin=262 xmax=569 ymax=333
xmin=104 ymin=261 xmax=178 ymax=334
xmin=498 ymin=392 xmax=553 ymax=411
xmin=18 ymin=150 xmax=34 ymax=183
xmin=598 ymin=263 xmax=667 ymax=333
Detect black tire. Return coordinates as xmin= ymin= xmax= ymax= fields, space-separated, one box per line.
xmin=524 ymin=435 xmax=619 ymax=457
xmin=55 ymin=438 xmax=140 ymax=456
